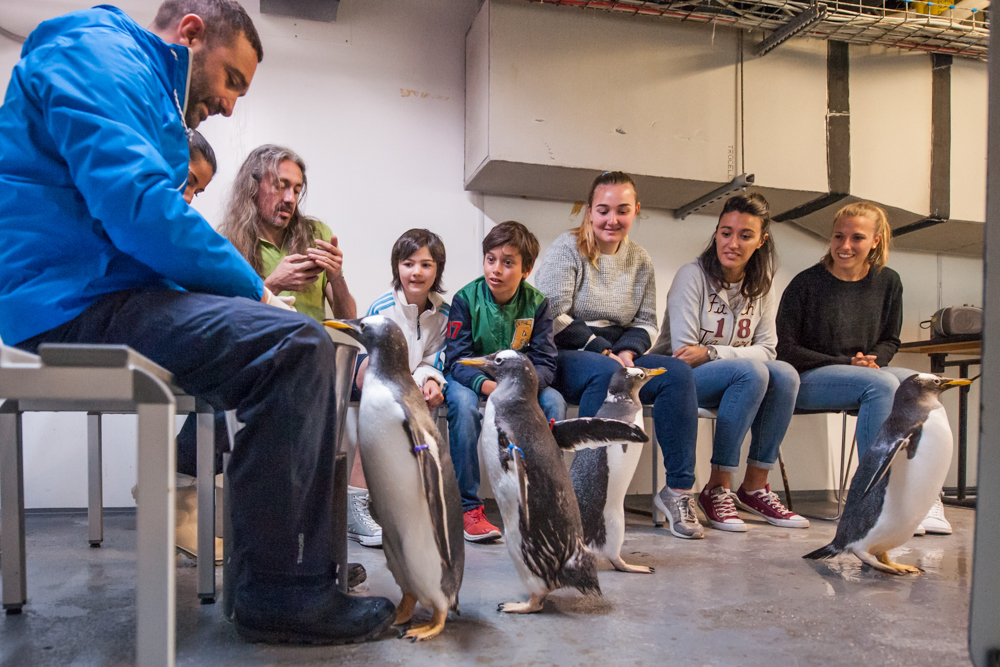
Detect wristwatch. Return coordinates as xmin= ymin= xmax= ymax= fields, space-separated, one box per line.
xmin=706 ymin=345 xmax=718 ymax=362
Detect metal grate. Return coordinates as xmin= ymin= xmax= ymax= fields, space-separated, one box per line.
xmin=531 ymin=0 xmax=990 ymax=60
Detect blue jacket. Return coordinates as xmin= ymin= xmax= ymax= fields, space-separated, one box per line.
xmin=0 ymin=6 xmax=263 ymax=345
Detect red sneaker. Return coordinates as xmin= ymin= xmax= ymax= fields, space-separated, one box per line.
xmin=463 ymin=506 xmax=501 ymax=542
xmin=697 ymin=486 xmax=747 ymax=532
xmin=735 ymin=484 xmax=810 ymax=528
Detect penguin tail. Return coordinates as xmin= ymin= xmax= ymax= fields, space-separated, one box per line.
xmin=803 ymin=543 xmax=841 ymax=560
xmin=563 ymin=549 xmax=602 ymax=597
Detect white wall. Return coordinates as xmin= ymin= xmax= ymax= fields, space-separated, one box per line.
xmin=0 ymin=0 xmax=983 ymax=506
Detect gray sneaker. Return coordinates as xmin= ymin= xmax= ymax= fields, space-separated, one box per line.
xmin=347 ymin=488 xmax=383 ymax=548
xmin=654 ymin=487 xmax=705 ymax=539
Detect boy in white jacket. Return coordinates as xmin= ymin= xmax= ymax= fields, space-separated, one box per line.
xmin=346 ymin=230 xmax=450 ymax=546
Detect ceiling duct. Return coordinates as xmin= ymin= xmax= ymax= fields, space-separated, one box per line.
xmin=259 ymin=0 xmax=339 ymax=22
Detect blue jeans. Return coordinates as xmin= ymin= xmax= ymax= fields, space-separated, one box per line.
xmin=693 ymin=359 xmax=799 ymax=471
xmin=445 ymin=376 xmax=566 ymax=511
xmin=552 ymin=350 xmax=698 ymax=490
xmin=17 ymin=289 xmax=346 ymax=588
xmin=795 ymin=365 xmax=917 ymax=457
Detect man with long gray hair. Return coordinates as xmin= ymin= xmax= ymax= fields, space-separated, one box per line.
xmin=0 ymin=0 xmax=394 ymax=645
xmin=220 ymin=145 xmax=383 ymax=548
xmin=220 ymin=144 xmax=356 ymax=321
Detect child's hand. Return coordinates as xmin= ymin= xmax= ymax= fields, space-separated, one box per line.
xmin=422 ymin=378 xmax=444 ymax=408
xmin=480 ymin=380 xmax=497 ymax=396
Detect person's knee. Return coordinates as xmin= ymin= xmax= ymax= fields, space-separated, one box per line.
xmin=658 ymin=356 xmax=696 ymax=391
xmin=738 ymin=359 xmax=770 ymax=392
xmin=768 ymin=361 xmax=800 ymax=398
xmin=866 ymin=369 xmax=901 ymax=401
xmin=539 ymin=388 xmax=567 ymax=420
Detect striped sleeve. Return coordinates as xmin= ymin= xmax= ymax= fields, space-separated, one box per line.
xmin=366 ymin=291 xmax=395 ymax=317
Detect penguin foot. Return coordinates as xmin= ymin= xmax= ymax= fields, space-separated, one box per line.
xmin=401 ymin=609 xmax=447 ymax=642
xmin=498 ymin=594 xmax=545 ymax=614
xmin=610 ymin=556 xmax=654 ymax=574
xmin=393 ymin=593 xmax=417 ymax=626
xmin=876 ymin=552 xmax=923 ymax=575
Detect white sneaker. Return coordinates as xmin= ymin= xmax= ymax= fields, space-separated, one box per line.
xmin=347 ymin=487 xmax=383 ymax=547
xmin=918 ymin=493 xmax=952 ymax=535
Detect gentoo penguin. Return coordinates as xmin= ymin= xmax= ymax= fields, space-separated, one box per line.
xmin=459 ymin=351 xmax=646 ymax=613
xmin=326 ymin=317 xmax=463 ymax=640
xmin=553 ymin=367 xmax=663 ymax=574
xmin=804 ymin=374 xmax=970 ymax=574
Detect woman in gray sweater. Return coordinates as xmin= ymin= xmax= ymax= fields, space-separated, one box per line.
xmin=650 ymin=193 xmax=806 ymax=533
xmin=535 ymin=171 xmax=703 ymax=540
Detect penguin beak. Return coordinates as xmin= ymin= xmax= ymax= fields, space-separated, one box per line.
xmin=458 ymin=355 xmax=496 ymax=377
xmin=323 ymin=319 xmax=363 ymax=342
xmin=645 ymin=368 xmax=666 ymax=376
xmin=942 ymin=378 xmax=973 ymax=387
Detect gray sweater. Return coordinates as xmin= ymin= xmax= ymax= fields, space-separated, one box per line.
xmin=535 ymin=232 xmax=659 ymax=355
xmin=649 ymin=261 xmax=777 ymax=360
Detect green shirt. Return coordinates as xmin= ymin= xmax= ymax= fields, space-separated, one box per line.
xmin=259 ymin=220 xmax=333 ymax=322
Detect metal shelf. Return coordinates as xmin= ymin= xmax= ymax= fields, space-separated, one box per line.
xmin=532 ymin=0 xmax=989 ymax=60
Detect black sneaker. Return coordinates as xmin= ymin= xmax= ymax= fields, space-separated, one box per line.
xmin=234 ymin=579 xmax=395 ymax=645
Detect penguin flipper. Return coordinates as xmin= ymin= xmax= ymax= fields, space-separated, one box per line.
xmin=861 ymin=435 xmax=912 ymax=499
xmin=496 ymin=426 xmax=530 ymax=530
xmin=402 ymin=419 xmax=453 ymax=571
xmin=551 ymin=418 xmax=649 ymax=451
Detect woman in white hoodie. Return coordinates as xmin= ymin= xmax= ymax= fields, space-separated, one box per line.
xmin=650 ymin=194 xmax=806 ymax=533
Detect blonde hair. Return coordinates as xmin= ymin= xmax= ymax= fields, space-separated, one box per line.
xmin=822 ymin=201 xmax=892 ymax=273
xmin=571 ymin=171 xmax=639 ymax=267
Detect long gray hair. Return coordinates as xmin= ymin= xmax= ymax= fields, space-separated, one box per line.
xmin=220 ymin=144 xmax=317 ymax=275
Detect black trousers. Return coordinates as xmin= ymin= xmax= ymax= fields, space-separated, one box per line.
xmin=18 ymin=289 xmax=343 ymax=585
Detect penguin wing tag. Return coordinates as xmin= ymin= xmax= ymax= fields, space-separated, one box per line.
xmin=551 ymin=418 xmax=649 ymax=451
xmin=861 ymin=434 xmax=912 ymax=500
xmin=402 ymin=419 xmax=453 ymax=570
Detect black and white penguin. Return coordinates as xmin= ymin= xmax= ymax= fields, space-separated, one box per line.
xmin=459 ymin=351 xmax=645 ymax=613
xmin=553 ymin=367 xmax=663 ymax=574
xmin=804 ymin=373 xmax=970 ymax=574
xmin=326 ymin=317 xmax=464 ymax=640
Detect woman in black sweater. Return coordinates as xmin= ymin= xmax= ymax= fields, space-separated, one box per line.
xmin=776 ymin=201 xmax=916 ymax=455
xmin=775 ymin=202 xmax=949 ymax=534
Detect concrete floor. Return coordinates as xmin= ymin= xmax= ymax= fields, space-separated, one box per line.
xmin=0 ymin=500 xmax=975 ymax=667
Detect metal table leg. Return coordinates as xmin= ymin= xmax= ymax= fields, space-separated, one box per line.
xmin=196 ymin=400 xmax=216 ymax=602
xmin=0 ymin=401 xmax=26 ymax=614
xmin=135 ymin=397 xmax=176 ymax=667
xmin=87 ymin=412 xmax=103 ymax=547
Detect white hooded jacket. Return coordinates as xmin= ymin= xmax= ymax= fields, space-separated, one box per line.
xmin=366 ymin=288 xmax=449 ymax=387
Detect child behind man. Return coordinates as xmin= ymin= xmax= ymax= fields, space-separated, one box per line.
xmin=445 ymin=221 xmax=566 ymax=542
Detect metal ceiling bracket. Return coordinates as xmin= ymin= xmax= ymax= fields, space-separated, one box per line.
xmin=673 ymin=174 xmax=755 ymax=220
xmin=756 ymin=4 xmax=828 ymax=57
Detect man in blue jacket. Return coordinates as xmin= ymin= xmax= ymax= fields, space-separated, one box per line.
xmin=0 ymin=0 xmax=394 ymax=644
